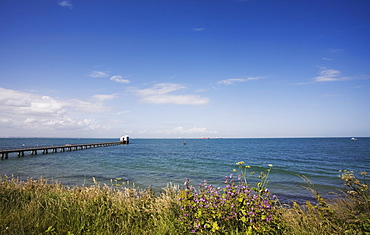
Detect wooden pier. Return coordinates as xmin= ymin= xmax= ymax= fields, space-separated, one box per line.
xmin=0 ymin=137 xmax=129 ymax=160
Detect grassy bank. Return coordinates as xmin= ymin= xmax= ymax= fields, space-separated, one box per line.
xmin=1 ymin=167 xmax=369 ymax=234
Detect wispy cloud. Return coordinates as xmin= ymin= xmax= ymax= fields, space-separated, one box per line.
xmin=310 ymin=68 xmax=369 ymax=83
xmin=59 ymin=1 xmax=73 ymax=9
xmin=92 ymin=94 xmax=118 ymax=101
xmin=110 ymin=75 xmax=130 ymax=84
xmin=89 ymin=71 xmax=109 ymax=78
xmin=89 ymin=71 xmax=131 ymax=84
xmin=192 ymin=28 xmax=205 ymax=31
xmin=217 ymin=77 xmax=262 ymax=85
xmin=135 ymin=83 xmax=185 ymax=96
xmin=155 ymin=126 xmax=218 ymax=135
xmin=140 ymin=94 xmax=209 ymax=105
xmin=314 ymin=68 xmax=342 ymax=82
xmin=89 ymin=71 xmax=130 ymax=83
xmin=133 ymin=83 xmax=210 ymax=105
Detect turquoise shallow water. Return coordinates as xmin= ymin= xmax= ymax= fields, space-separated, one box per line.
xmin=1 ymin=137 xmax=369 ymax=203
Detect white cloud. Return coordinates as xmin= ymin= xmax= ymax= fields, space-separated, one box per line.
xmin=0 ymin=88 xmax=111 ymax=134
xmin=312 ymin=68 xmax=370 ymax=83
xmin=110 ymin=75 xmax=130 ymax=84
xmin=291 ymin=68 xmax=368 ymax=85
xmin=92 ymin=94 xmax=117 ymax=101
xmin=59 ymin=1 xmax=73 ymax=9
xmin=217 ymin=77 xmax=262 ymax=85
xmin=156 ymin=126 xmax=218 ymax=135
xmin=89 ymin=71 xmax=131 ymax=84
xmin=193 ymin=28 xmax=205 ymax=31
xmin=136 ymin=83 xmax=185 ymax=96
xmin=69 ymin=98 xmax=114 ymax=113
xmin=89 ymin=71 xmax=109 ymax=78
xmin=44 ymin=118 xmax=101 ymax=130
xmin=0 ymin=88 xmax=68 ymax=117
xmin=140 ymin=94 xmax=209 ymax=105
xmin=314 ymin=69 xmax=342 ymax=82
xmin=133 ymin=83 xmax=210 ymax=105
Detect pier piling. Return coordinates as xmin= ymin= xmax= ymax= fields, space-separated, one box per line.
xmin=0 ymin=136 xmax=129 ymax=160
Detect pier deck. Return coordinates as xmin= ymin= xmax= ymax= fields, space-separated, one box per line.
xmin=0 ymin=141 xmax=128 ymax=160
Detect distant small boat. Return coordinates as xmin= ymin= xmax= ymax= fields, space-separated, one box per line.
xmin=351 ymin=138 xmax=357 ymax=141
xmin=200 ymin=137 xmax=209 ymax=139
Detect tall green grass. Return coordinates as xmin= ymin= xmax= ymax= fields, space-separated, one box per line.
xmin=281 ymin=170 xmax=370 ymax=234
xmin=0 ymin=176 xmax=185 ymax=234
xmin=1 ymin=168 xmax=369 ymax=234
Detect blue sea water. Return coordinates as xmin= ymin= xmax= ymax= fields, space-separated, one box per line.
xmin=1 ymin=137 xmax=369 ymax=203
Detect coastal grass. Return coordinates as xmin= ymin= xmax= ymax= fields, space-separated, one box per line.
xmin=1 ymin=168 xmax=369 ymax=234
xmin=0 ymin=176 xmax=185 ymax=235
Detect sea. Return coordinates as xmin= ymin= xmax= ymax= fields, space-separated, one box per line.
xmin=1 ymin=137 xmax=369 ymax=203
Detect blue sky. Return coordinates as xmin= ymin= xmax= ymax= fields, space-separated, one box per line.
xmin=1 ymin=0 xmax=369 ymax=138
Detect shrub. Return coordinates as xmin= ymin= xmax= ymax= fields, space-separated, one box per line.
xmin=178 ymin=163 xmax=282 ymax=234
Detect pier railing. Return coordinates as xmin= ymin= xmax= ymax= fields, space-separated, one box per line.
xmin=0 ymin=141 xmax=128 ymax=160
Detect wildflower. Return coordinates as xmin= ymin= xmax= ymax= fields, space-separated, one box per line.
xmin=236 ymin=161 xmax=245 ymax=165
xmin=245 ymin=165 xmax=251 ymax=168
xmin=233 ymin=169 xmax=237 ymax=172
xmin=268 ymin=164 xmax=273 ymax=167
